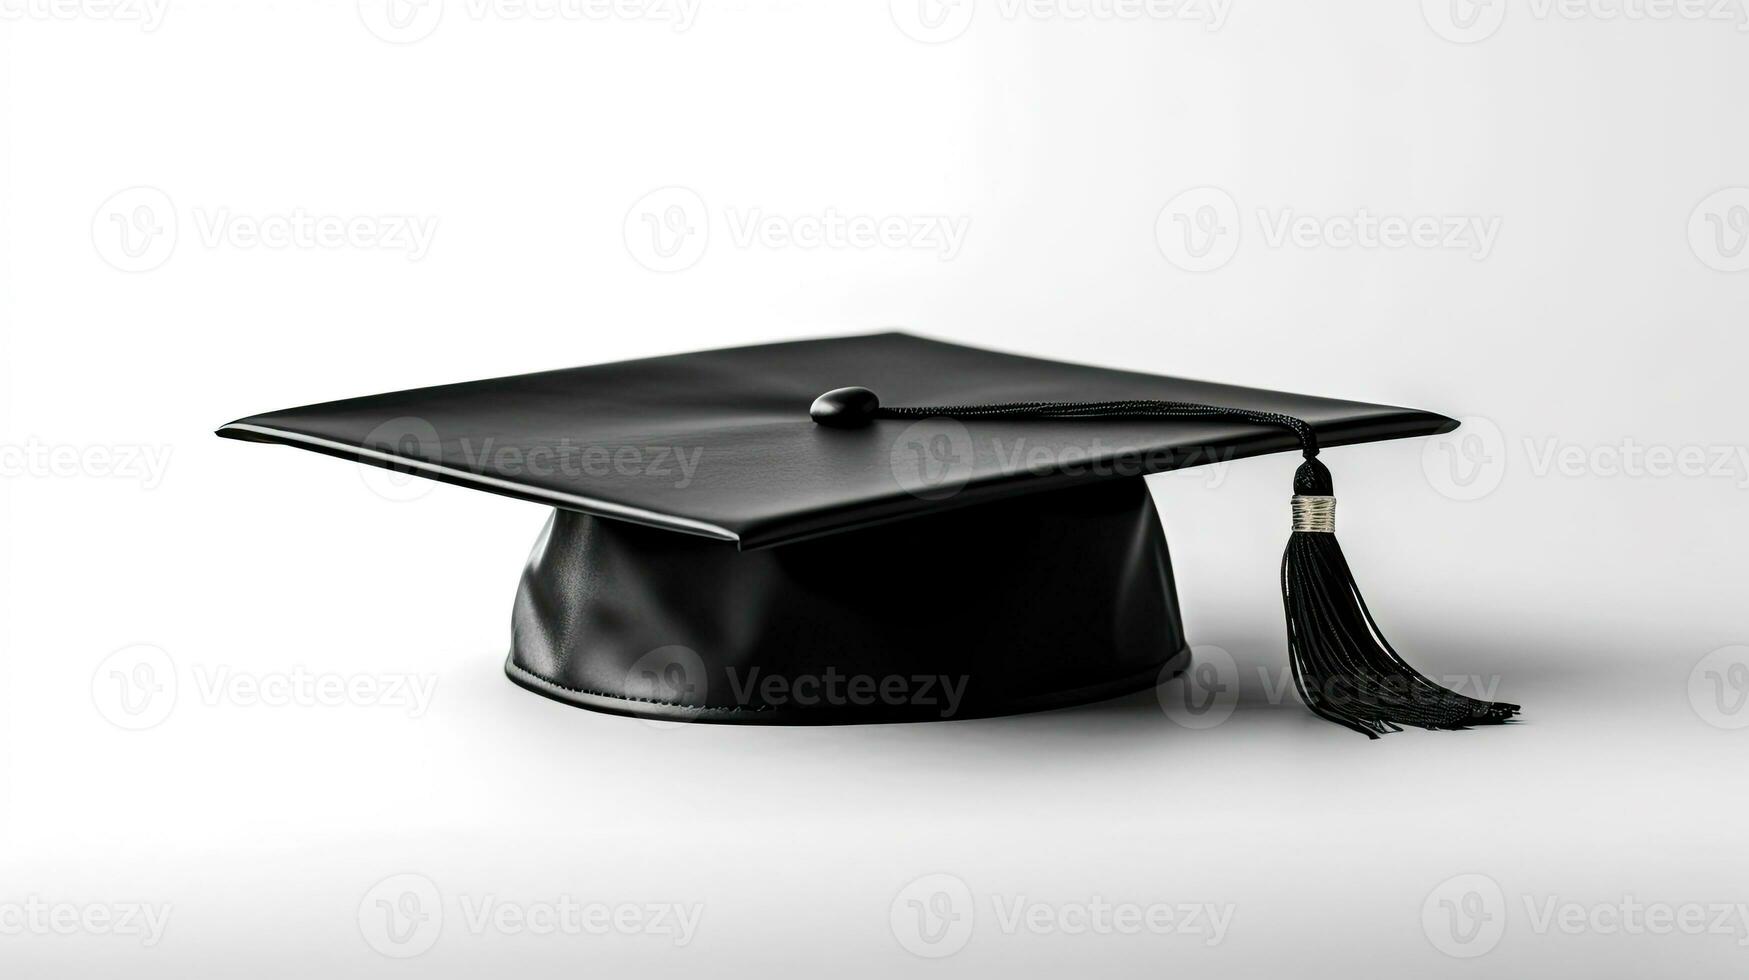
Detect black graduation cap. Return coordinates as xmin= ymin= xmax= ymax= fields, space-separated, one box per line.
xmin=217 ymin=332 xmax=1518 ymax=736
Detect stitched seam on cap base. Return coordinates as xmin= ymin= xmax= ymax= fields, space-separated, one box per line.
xmin=506 ymin=661 xmax=773 ymax=713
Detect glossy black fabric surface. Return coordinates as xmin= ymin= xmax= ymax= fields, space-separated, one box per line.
xmin=507 ymin=479 xmax=1186 ymax=723
xmin=216 ymin=332 xmax=1457 ymax=550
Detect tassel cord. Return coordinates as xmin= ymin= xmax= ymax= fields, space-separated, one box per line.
xmin=876 ymin=399 xmax=1322 ymax=458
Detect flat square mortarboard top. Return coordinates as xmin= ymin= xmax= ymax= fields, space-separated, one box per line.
xmin=216 ymin=332 xmax=1455 ymax=550
xmin=218 ymin=332 xmax=1519 ymax=734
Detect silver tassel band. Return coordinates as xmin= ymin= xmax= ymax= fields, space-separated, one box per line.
xmin=1291 ymin=494 xmax=1336 ymax=533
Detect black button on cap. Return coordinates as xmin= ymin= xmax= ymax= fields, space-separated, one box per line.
xmin=810 ymin=387 xmax=881 ymax=428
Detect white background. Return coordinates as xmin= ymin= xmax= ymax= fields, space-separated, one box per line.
xmin=5 ymin=0 xmax=1749 ymax=975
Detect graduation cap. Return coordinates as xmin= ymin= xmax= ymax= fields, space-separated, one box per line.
xmin=217 ymin=332 xmax=1518 ymax=736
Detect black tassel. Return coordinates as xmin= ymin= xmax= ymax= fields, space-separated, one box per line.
xmin=1282 ymin=456 xmax=1519 ymax=737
